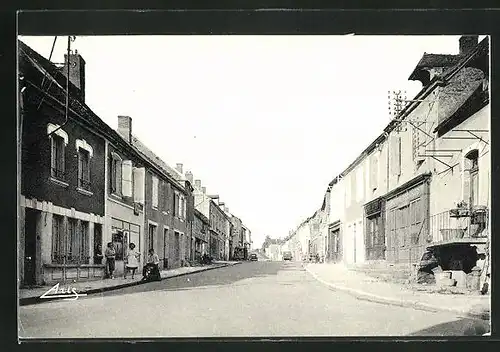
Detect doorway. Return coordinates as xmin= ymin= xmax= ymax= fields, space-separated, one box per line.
xmin=24 ymin=208 xmax=38 ymax=286
xmin=163 ymin=228 xmax=169 ymax=269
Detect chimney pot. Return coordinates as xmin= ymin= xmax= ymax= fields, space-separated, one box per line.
xmin=176 ymin=163 xmax=183 ymax=174
xmin=117 ymin=116 xmax=132 ymax=143
xmin=202 ymin=187 xmax=206 ymax=194
xmin=195 ymin=179 xmax=202 ymax=188
xmin=459 ymin=35 xmax=478 ymax=55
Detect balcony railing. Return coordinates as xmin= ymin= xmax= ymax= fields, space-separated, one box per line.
xmin=78 ymin=178 xmax=91 ymax=190
xmin=51 ymin=168 xmax=66 ymax=181
xmin=429 ymin=208 xmax=488 ymax=243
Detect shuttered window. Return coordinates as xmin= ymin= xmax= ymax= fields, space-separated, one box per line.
xmin=78 ymin=148 xmax=91 ymax=190
xmin=110 ymin=153 xmax=122 ymax=196
xmin=51 ymin=135 xmax=66 ymax=181
xmin=391 ymin=136 xmax=402 ymax=176
xmin=133 ymin=167 xmax=145 ymax=204
xmin=370 ymin=153 xmax=379 ymax=191
xmin=152 ymin=175 xmax=159 ymax=208
xmin=122 ymin=160 xmax=133 ymax=197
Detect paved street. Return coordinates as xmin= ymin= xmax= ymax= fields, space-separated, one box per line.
xmin=19 ymin=261 xmax=489 ymax=338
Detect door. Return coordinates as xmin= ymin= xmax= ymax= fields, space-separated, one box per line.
xmin=93 ymin=224 xmax=103 ymax=265
xmin=366 ymin=214 xmax=385 ymax=260
xmin=163 ymin=229 xmax=169 ymax=269
xmin=24 ymin=209 xmax=38 ymax=286
xmin=174 ymin=232 xmax=180 ymax=265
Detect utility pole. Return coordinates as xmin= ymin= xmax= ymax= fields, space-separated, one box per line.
xmin=63 ymin=35 xmax=71 ymax=283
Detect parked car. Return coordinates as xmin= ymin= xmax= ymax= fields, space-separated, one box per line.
xmin=250 ymin=253 xmax=258 ymax=261
xmin=282 ymin=251 xmax=292 ymax=261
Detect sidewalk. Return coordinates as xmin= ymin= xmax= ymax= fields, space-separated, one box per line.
xmin=19 ymin=261 xmax=241 ymax=305
xmin=305 ymin=263 xmax=490 ymax=321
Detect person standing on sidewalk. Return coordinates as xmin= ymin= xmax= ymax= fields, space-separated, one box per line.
xmin=125 ymin=242 xmax=140 ymax=279
xmin=105 ymin=242 xmax=116 ymax=279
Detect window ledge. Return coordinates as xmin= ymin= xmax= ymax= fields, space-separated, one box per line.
xmin=110 ymin=193 xmax=123 ymax=201
xmin=77 ymin=187 xmax=93 ymax=196
xmin=49 ymin=177 xmax=69 ymax=188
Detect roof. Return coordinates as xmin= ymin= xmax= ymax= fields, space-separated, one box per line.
xmin=131 ymin=135 xmax=186 ymax=191
xmin=326 ymin=37 xmax=489 ymax=189
xmin=194 ymin=208 xmax=209 ymax=224
xmin=409 ymin=53 xmax=462 ymax=80
xmin=19 ymin=40 xmax=185 ymax=186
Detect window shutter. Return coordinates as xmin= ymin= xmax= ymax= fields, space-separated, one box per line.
xmin=133 ymin=167 xmax=145 ymax=204
xmin=390 ymin=136 xmax=401 ymax=176
xmin=152 ymin=176 xmax=159 ymax=208
xmin=116 ymin=159 xmax=123 ymax=195
xmin=167 ymin=184 xmax=172 ymax=212
xmin=121 ymin=160 xmax=133 ymax=197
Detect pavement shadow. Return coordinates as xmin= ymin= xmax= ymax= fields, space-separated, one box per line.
xmin=100 ymin=261 xmax=299 ymax=297
xmin=407 ymin=317 xmax=490 ymax=336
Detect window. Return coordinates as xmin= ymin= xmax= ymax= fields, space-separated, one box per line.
xmin=52 ymin=215 xmax=65 ymax=264
xmin=465 ymin=150 xmax=479 ymax=207
xmin=345 ymin=176 xmax=351 ymax=207
xmin=391 ymin=135 xmax=402 ymax=176
xmin=67 ymin=219 xmax=89 ymax=264
xmin=148 ymin=224 xmax=157 ymax=251
xmin=110 ymin=153 xmax=122 ymax=195
xmin=78 ymin=148 xmax=91 ymax=190
xmin=370 ymin=153 xmax=379 ymax=191
xmin=152 ymin=175 xmax=159 ymax=208
xmin=51 ymin=134 xmax=66 ymax=181
xmin=356 ymin=167 xmax=364 ymax=202
xmin=78 ymin=221 xmax=90 ymax=264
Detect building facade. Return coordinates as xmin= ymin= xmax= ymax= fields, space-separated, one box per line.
xmin=19 ymin=41 xmax=107 ymax=285
xmin=290 ymin=35 xmax=490 ymax=278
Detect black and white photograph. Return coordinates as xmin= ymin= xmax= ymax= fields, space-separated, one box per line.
xmin=17 ymin=22 xmax=491 ymax=338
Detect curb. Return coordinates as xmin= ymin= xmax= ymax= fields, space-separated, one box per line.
xmin=304 ymin=265 xmax=489 ymax=321
xmin=20 ymin=262 xmax=241 ymax=306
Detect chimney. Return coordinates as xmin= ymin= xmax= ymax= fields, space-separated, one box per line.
xmin=117 ymin=116 xmax=132 ymax=143
xmin=202 ymin=187 xmax=206 ymax=194
xmin=63 ymin=50 xmax=86 ymax=102
xmin=195 ymin=179 xmax=202 ymax=189
xmin=459 ymin=35 xmax=479 ymax=55
xmin=176 ymin=163 xmax=183 ymax=174
xmin=185 ymin=171 xmax=194 ymax=184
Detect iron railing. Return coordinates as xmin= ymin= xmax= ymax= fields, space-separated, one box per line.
xmin=52 ymin=253 xmax=90 ymax=265
xmin=78 ymin=178 xmax=91 ymax=190
xmin=429 ymin=208 xmax=488 ymax=243
xmin=51 ymin=167 xmax=66 ymax=181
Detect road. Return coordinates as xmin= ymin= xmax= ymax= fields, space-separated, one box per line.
xmin=19 ymin=261 xmax=489 ymax=338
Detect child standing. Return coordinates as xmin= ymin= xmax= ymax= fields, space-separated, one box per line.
xmin=125 ymin=242 xmax=140 ymax=279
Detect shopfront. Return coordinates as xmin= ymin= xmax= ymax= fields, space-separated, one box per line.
xmin=385 ymin=174 xmax=431 ymax=264
xmin=364 ymin=197 xmax=386 ymax=261
xmin=110 ymin=217 xmax=141 ymax=274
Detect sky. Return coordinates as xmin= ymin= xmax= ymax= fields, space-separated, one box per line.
xmin=20 ymin=34 xmax=470 ymax=249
